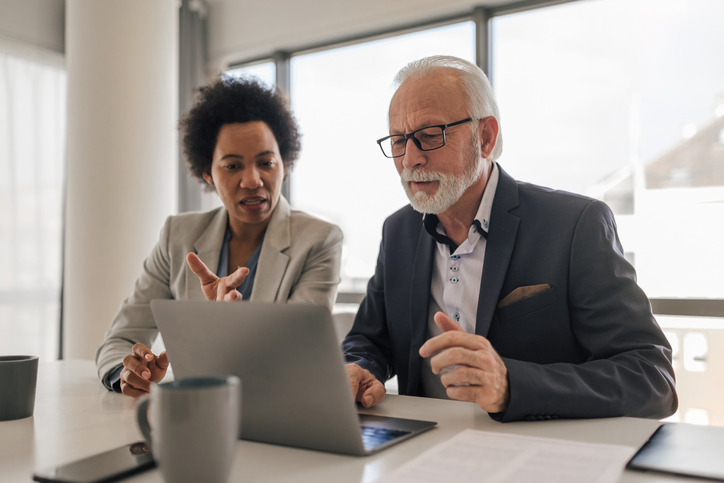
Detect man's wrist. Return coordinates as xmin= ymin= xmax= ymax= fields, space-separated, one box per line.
xmin=492 ymin=372 xmax=511 ymax=413
xmin=497 ymin=386 xmax=511 ymax=412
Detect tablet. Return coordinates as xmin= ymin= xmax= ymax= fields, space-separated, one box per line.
xmin=626 ymin=422 xmax=724 ymax=481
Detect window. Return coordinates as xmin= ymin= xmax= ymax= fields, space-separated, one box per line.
xmin=0 ymin=45 xmax=66 ymax=359
xmin=227 ymin=60 xmax=276 ymax=89
xmin=290 ymin=22 xmax=476 ymax=292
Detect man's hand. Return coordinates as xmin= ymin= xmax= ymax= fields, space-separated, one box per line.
xmin=120 ymin=343 xmax=170 ymax=398
xmin=345 ymin=364 xmax=386 ymax=408
xmin=419 ymin=312 xmax=510 ymax=413
xmin=186 ymin=252 xmax=249 ymax=301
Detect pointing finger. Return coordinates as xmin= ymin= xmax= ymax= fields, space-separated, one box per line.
xmin=186 ymin=252 xmax=218 ymax=285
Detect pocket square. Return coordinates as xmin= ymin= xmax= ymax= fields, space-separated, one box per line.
xmin=497 ymin=284 xmax=551 ymax=309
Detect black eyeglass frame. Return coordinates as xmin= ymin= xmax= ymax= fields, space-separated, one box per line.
xmin=376 ymin=117 xmax=474 ymax=158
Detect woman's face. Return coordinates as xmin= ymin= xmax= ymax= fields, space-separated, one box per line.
xmin=203 ymin=122 xmax=286 ymax=231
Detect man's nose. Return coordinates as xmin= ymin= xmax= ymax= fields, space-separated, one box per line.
xmin=400 ymin=137 xmax=426 ymax=169
xmin=240 ymin=168 xmax=263 ymax=189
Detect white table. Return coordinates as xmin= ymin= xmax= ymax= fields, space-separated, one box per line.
xmin=0 ymin=361 xmax=699 ymax=482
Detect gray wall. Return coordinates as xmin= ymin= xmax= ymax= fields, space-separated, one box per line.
xmin=0 ymin=0 xmax=65 ymax=52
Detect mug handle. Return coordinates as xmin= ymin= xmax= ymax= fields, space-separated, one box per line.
xmin=136 ymin=395 xmax=153 ymax=445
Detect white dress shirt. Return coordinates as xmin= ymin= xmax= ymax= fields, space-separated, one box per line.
xmin=421 ymin=163 xmax=500 ymax=398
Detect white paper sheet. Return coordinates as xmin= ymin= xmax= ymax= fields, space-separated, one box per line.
xmin=379 ymin=429 xmax=636 ymax=483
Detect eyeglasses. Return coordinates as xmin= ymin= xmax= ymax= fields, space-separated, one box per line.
xmin=376 ymin=118 xmax=473 ymax=158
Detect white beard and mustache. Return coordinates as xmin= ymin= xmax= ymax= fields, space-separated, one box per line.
xmin=400 ymin=134 xmax=485 ymax=214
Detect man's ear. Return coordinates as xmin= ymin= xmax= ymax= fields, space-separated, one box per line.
xmin=202 ymin=172 xmax=214 ymax=187
xmin=479 ymin=116 xmax=499 ymax=159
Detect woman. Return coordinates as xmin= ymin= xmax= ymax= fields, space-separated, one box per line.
xmin=95 ymin=77 xmax=343 ymax=397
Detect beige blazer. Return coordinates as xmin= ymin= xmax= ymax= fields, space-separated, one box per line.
xmin=95 ymin=196 xmax=342 ymax=388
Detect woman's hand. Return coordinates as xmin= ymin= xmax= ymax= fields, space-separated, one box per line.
xmin=186 ymin=252 xmax=249 ymax=301
xmin=120 ymin=343 xmax=169 ymax=398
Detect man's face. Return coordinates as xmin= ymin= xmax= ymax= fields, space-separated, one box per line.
xmin=388 ymin=69 xmax=485 ymax=215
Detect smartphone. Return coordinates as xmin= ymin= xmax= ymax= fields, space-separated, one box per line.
xmin=33 ymin=441 xmax=155 ymax=483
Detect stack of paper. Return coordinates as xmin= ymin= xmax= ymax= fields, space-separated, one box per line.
xmin=380 ymin=429 xmax=635 ymax=483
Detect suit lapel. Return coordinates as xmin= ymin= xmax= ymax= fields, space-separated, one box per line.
xmin=250 ymin=196 xmax=290 ymax=302
xmin=475 ymin=166 xmax=520 ymax=337
xmin=185 ymin=207 xmax=228 ymax=301
xmin=407 ymin=221 xmax=435 ymax=395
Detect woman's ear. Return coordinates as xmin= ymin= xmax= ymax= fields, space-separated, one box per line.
xmin=202 ymin=172 xmax=214 ymax=186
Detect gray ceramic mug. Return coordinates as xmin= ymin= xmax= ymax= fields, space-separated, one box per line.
xmin=0 ymin=355 xmax=39 ymax=421
xmin=136 ymin=375 xmax=241 ymax=483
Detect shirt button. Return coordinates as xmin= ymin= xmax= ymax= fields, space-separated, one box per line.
xmin=451 ymin=255 xmax=460 ymax=260
xmin=454 ymin=312 xmax=460 ymax=321
xmin=450 ymin=277 xmax=459 ymax=284
xmin=450 ymin=266 xmax=459 ymax=272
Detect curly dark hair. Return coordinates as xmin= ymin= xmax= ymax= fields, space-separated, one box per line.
xmin=179 ymin=76 xmax=301 ymax=188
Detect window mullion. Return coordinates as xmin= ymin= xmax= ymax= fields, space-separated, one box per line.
xmin=274 ymin=51 xmax=293 ymax=202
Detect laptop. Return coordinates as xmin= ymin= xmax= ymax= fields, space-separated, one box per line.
xmin=149 ymin=300 xmax=436 ymax=456
xmin=626 ymin=422 xmax=724 ymax=481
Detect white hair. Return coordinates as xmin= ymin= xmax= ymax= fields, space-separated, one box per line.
xmin=394 ymin=55 xmax=503 ymax=161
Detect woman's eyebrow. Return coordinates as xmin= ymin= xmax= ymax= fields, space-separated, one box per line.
xmin=219 ymin=154 xmax=243 ymax=161
xmin=255 ymin=150 xmax=277 ymax=158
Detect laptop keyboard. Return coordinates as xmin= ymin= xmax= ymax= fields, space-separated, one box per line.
xmin=361 ymin=426 xmax=411 ymax=451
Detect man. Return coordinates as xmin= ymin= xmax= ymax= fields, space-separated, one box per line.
xmin=343 ymin=55 xmax=677 ymax=422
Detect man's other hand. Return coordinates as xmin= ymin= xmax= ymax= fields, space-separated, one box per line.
xmin=345 ymin=364 xmax=386 ymax=408
xmin=120 ymin=343 xmax=170 ymax=398
xmin=187 ymin=252 xmax=248 ymax=301
xmin=419 ymin=312 xmax=510 ymax=413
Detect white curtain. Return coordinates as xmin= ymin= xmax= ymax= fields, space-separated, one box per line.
xmin=0 ymin=39 xmax=66 ymax=359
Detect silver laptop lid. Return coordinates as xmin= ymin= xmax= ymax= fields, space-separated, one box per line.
xmin=150 ymin=300 xmax=366 ymax=455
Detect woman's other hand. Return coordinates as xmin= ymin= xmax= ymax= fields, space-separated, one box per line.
xmin=120 ymin=343 xmax=169 ymax=398
xmin=186 ymin=252 xmax=248 ymax=301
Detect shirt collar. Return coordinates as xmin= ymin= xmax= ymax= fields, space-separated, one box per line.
xmin=423 ymin=162 xmax=500 ymax=252
xmin=474 ymin=161 xmax=499 ymax=235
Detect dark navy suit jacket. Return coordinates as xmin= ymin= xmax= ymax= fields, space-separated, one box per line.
xmin=343 ymin=165 xmax=677 ymax=422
